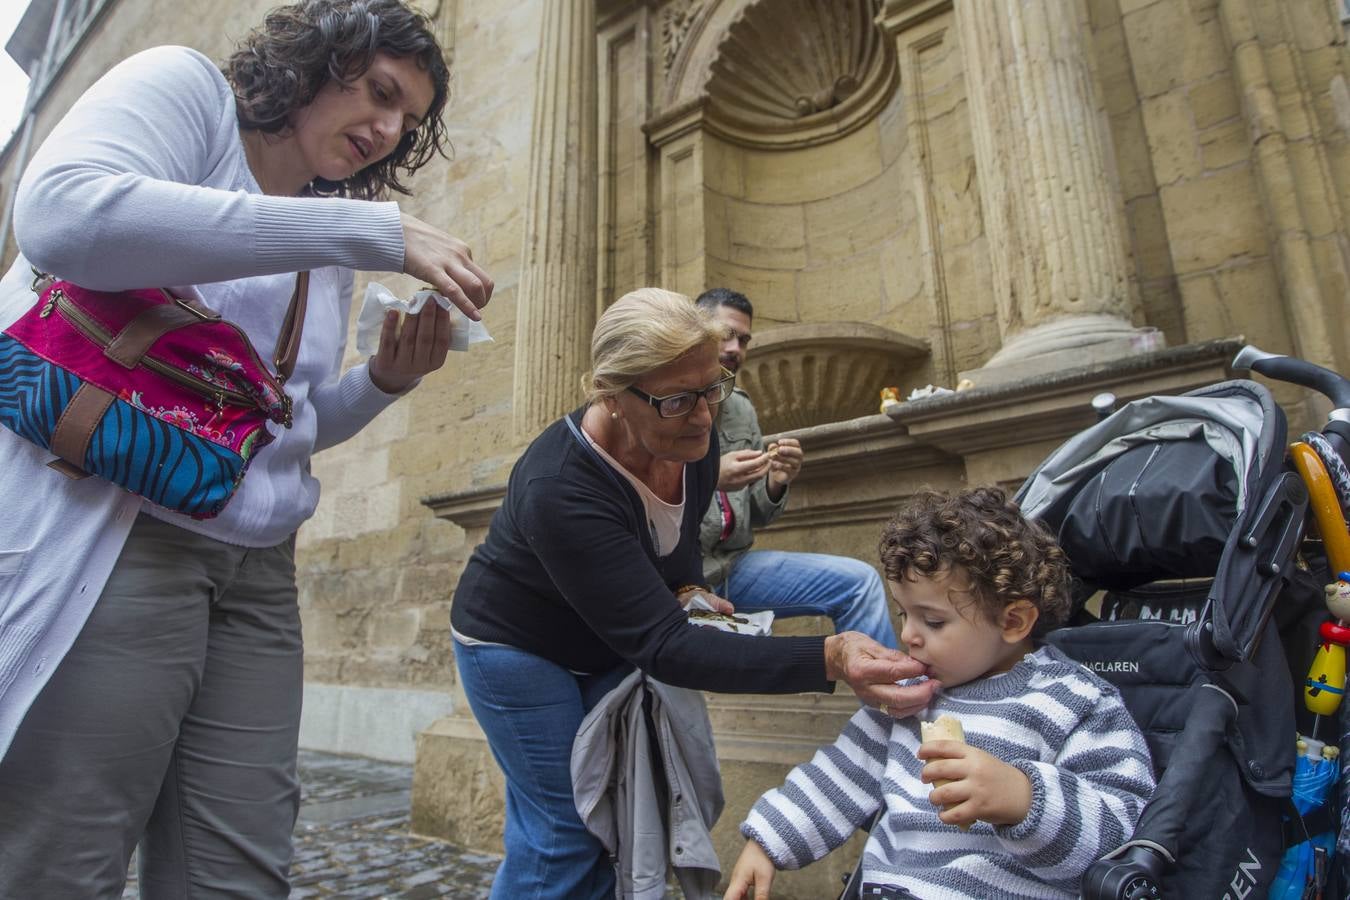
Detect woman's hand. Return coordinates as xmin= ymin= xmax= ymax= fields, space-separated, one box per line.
xmin=368 ymin=304 xmax=450 ymax=394
xmin=677 ymin=587 xmax=735 ymax=615
xmin=918 ymin=741 xmax=1033 ymax=828
xmin=400 ymin=212 xmax=494 ymax=321
xmin=824 ymin=632 xmax=940 ymax=716
xmin=723 ymin=840 xmax=776 ymax=900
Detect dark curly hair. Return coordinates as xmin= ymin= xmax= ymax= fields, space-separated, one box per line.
xmin=878 ymin=486 xmax=1072 ymax=637
xmin=224 ymin=0 xmax=450 ymax=200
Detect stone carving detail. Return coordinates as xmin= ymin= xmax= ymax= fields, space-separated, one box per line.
xmin=702 ymin=0 xmax=895 ymax=148
xmin=733 ymin=322 xmax=929 ymax=433
xmin=663 ymin=0 xmax=707 ymax=74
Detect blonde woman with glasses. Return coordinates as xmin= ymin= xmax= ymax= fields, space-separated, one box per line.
xmin=450 ymin=288 xmax=936 ymax=899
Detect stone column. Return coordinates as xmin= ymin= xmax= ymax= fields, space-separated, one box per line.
xmin=954 ymin=0 xmax=1151 ymax=381
xmin=513 ymin=0 xmax=598 ymax=438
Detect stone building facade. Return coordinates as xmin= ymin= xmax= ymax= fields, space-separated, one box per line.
xmin=3 ymin=0 xmax=1350 ymax=895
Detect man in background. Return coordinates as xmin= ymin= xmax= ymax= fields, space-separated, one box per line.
xmin=695 ymin=288 xmax=897 ymax=648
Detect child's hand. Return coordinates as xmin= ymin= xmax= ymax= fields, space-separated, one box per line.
xmin=918 ymin=740 xmax=1033 ymax=828
xmin=723 ymin=839 xmax=776 ymax=899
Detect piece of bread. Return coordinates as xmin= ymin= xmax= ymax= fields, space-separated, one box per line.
xmin=920 ymin=715 xmax=970 ymax=831
xmin=920 ymin=714 xmax=965 ymax=747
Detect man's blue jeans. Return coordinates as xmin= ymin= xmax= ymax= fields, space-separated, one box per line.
xmin=455 ymin=639 xmax=630 ymax=900
xmin=716 ymin=550 xmax=898 ymax=649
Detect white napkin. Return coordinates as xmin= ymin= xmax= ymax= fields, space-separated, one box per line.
xmin=683 ymin=592 xmax=774 ymax=636
xmin=355 ymin=281 xmax=493 ymax=357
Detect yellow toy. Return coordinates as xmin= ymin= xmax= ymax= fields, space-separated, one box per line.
xmin=879 ymin=386 xmax=901 ymax=413
xmin=1290 ymin=442 xmax=1350 ymax=725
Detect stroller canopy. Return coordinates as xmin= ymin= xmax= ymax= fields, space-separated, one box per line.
xmin=1017 ymin=381 xmax=1284 ymax=591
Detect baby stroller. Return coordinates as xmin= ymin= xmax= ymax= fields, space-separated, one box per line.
xmin=1012 ymin=345 xmax=1350 ymax=899
xmin=834 ymin=346 xmax=1350 ymax=900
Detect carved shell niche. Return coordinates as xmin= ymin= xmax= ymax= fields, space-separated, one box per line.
xmin=702 ymin=0 xmax=896 ymax=150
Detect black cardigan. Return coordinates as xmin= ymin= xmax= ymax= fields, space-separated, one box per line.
xmin=450 ymin=409 xmax=831 ymax=694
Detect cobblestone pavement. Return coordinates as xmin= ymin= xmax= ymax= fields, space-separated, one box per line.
xmin=123 ymin=750 xmax=501 ymax=899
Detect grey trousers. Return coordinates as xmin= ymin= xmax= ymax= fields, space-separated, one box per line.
xmin=0 ymin=513 xmax=303 ymax=899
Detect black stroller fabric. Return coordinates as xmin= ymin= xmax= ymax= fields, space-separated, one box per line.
xmin=1017 ymin=380 xmax=1323 ymax=898
xmin=1046 ymin=613 xmax=1295 ymax=897
xmin=1052 ymin=439 xmax=1238 ymax=588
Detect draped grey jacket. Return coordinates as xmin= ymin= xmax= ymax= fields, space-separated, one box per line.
xmin=571 ymin=669 xmax=724 ymax=900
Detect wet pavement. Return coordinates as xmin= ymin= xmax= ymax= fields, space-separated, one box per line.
xmin=122 ymin=750 xmax=501 ymax=899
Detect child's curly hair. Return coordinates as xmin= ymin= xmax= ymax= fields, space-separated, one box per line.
xmin=878 ymin=486 xmax=1072 ymax=636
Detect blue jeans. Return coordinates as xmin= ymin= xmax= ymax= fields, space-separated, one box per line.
xmin=455 ymin=640 xmax=631 ymax=900
xmin=717 ymin=550 xmax=898 ymax=649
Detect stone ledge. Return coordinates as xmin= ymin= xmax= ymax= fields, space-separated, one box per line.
xmin=421 ymin=343 xmax=1241 ymax=534
xmin=889 ymin=338 xmax=1242 ymax=422
xmin=300 ymin=683 xmax=455 ymax=765
xmin=421 ymin=484 xmax=507 ymax=532
xmin=886 ymin=338 xmax=1242 ymax=454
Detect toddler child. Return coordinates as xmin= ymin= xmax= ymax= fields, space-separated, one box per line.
xmin=724 ymin=486 xmax=1156 ymax=899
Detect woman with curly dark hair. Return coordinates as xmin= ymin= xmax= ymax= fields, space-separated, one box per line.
xmin=0 ymin=2 xmax=489 ymax=896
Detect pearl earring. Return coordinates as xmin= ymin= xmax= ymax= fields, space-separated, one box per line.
xmin=611 ymin=411 xmax=620 ymax=420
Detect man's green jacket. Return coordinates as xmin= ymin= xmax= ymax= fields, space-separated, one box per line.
xmin=698 ymin=387 xmax=788 ymax=587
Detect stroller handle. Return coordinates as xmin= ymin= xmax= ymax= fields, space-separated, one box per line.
xmin=1233 ymin=346 xmax=1350 ymax=411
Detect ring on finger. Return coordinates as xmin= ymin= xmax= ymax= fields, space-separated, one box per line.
xmin=880 ymin=704 xmax=889 ymax=717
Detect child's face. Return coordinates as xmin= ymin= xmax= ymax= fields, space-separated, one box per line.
xmin=888 ymin=568 xmax=1031 ymax=687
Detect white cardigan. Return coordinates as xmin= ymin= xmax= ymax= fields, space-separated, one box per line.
xmin=0 ymin=45 xmax=422 ymax=758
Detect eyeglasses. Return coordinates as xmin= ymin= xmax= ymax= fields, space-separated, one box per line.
xmin=627 ymin=369 xmax=736 ymax=418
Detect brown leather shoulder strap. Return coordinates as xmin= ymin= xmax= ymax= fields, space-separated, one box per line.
xmin=272 ymin=272 xmax=309 ymax=384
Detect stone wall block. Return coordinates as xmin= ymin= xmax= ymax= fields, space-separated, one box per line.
xmin=1095 ymin=23 xmax=1139 ymax=115
xmin=1127 ymin=194 xmax=1179 ymax=279
xmin=723 ymin=198 xmax=808 ymax=269
xmin=803 ymin=176 xmax=905 ymax=265
xmin=1286 ymin=141 xmax=1345 ymax=238
xmin=1190 ymin=77 xmax=1243 ymax=128
xmin=1108 ymin=109 xmax=1155 ymax=203
xmin=368 ymin=608 xmax=424 ymax=651
xmin=702 ymin=259 xmax=799 ymax=324
xmin=1141 ymin=93 xmax=1202 ymax=185
xmin=1201 ymin=119 xmax=1251 ymax=170
xmin=739 ymin=127 xmax=885 ymax=205
xmin=879 ymin=231 xmax=927 ymax=315
xmin=703 ymin=135 xmax=747 ymax=199
xmin=1159 ymin=167 xmax=1268 ymax=272
xmin=796 ymin=255 xmax=883 ymax=323
xmin=1125 ymin=0 xmax=1228 ymax=98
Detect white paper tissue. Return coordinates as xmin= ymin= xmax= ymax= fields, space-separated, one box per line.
xmin=355 ymin=281 xmax=493 ymax=357
xmin=683 ymin=592 xmax=774 ymax=636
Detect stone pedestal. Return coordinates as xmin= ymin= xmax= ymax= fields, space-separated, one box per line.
xmin=732 ymin=321 xmax=930 ymax=433
xmin=512 ymin=0 xmax=598 ymax=439
xmin=953 ymin=0 xmax=1153 ymax=383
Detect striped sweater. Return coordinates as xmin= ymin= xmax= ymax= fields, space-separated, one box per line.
xmin=741 ymin=645 xmax=1156 ymax=899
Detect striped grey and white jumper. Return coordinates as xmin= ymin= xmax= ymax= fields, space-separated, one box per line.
xmin=741 ymin=645 xmax=1156 ymax=899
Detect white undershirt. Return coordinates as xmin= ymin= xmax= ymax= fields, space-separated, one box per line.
xmin=582 ymin=431 xmax=685 ymax=558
